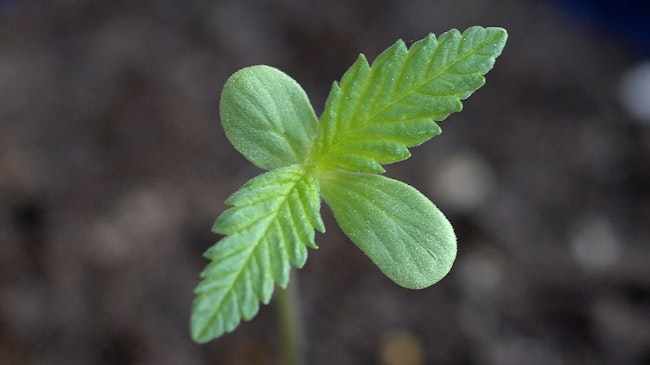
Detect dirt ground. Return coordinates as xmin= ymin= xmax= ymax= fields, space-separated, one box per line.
xmin=1 ymin=1 xmax=649 ymax=364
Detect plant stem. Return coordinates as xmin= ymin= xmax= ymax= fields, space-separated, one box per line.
xmin=276 ymin=271 xmax=305 ymax=365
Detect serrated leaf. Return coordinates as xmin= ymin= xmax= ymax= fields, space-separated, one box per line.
xmin=191 ymin=165 xmax=324 ymax=343
xmin=220 ymin=65 xmax=319 ymax=170
xmin=311 ymin=26 xmax=507 ymax=172
xmin=320 ymin=170 xmax=456 ymax=289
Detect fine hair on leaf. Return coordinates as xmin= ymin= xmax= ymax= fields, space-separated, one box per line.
xmin=191 ymin=26 xmax=508 ymax=344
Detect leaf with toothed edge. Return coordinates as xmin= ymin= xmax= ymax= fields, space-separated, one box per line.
xmin=311 ymin=26 xmax=507 ymax=173
xmin=191 ymin=26 xmax=508 ymax=344
xmin=191 ymin=165 xmax=324 ymax=343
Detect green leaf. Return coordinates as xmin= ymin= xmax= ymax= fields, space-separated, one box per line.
xmin=320 ymin=170 xmax=456 ymax=289
xmin=220 ymin=65 xmax=319 ymax=170
xmin=191 ymin=165 xmax=324 ymax=343
xmin=311 ymin=26 xmax=507 ymax=173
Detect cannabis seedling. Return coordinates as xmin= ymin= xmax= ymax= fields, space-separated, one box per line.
xmin=191 ymin=26 xmax=507 ymax=344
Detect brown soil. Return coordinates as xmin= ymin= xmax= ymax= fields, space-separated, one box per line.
xmin=1 ymin=1 xmax=648 ymax=364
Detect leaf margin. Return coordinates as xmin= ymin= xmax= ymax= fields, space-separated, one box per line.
xmin=191 ymin=164 xmax=324 ymax=343
xmin=310 ymin=26 xmax=508 ymax=173
xmin=319 ymin=169 xmax=457 ymax=289
xmin=220 ymin=65 xmax=320 ymax=171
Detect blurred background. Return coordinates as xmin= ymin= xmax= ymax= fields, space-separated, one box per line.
xmin=1 ymin=0 xmax=649 ymax=364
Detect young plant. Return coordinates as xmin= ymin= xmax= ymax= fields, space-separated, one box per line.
xmin=191 ymin=26 xmax=507 ymax=344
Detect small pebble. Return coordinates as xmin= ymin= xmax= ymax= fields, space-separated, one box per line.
xmin=619 ymin=61 xmax=650 ymax=124
xmin=569 ymin=217 xmax=621 ymax=272
xmin=428 ymin=151 xmax=496 ymax=213
xmin=379 ymin=329 xmax=425 ymax=365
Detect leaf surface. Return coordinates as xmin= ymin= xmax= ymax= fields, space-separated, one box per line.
xmin=320 ymin=170 xmax=456 ymax=289
xmin=311 ymin=26 xmax=507 ymax=172
xmin=191 ymin=165 xmax=324 ymax=343
xmin=221 ymin=65 xmax=319 ymax=170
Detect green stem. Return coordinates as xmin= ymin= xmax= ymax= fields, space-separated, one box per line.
xmin=276 ymin=271 xmax=305 ymax=365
